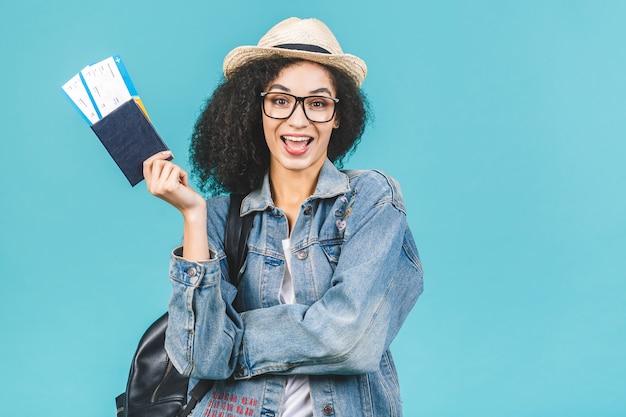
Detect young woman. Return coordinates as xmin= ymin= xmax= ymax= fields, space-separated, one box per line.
xmin=143 ymin=17 xmax=423 ymax=417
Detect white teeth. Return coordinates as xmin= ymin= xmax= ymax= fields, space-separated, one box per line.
xmin=282 ymin=135 xmax=312 ymax=142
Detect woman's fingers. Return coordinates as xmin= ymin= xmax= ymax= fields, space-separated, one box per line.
xmin=142 ymin=151 xmax=204 ymax=214
xmin=143 ymin=150 xmax=173 ymax=169
xmin=144 ymin=151 xmax=176 ymax=193
xmin=148 ymin=162 xmax=183 ymax=197
xmin=143 ymin=151 xmax=173 ymax=184
xmin=157 ymin=162 xmax=183 ymax=196
xmin=178 ymin=167 xmax=189 ymax=187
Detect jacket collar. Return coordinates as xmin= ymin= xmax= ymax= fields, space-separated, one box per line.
xmin=241 ymin=159 xmax=350 ymax=215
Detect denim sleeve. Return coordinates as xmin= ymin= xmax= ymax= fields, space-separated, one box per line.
xmin=235 ymin=174 xmax=424 ymax=378
xmin=164 ymin=197 xmax=245 ymax=380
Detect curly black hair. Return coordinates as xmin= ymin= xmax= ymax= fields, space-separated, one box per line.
xmin=190 ymin=57 xmax=369 ymax=195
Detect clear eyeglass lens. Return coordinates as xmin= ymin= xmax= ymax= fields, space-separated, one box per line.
xmin=263 ymin=93 xmax=336 ymax=122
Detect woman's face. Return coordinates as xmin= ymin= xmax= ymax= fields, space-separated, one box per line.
xmin=262 ymin=61 xmax=338 ymax=178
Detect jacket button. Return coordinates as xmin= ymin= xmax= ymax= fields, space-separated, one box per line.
xmin=236 ymin=365 xmax=245 ymax=376
xmin=296 ymin=250 xmax=308 ymax=260
xmin=187 ymin=267 xmax=197 ymax=277
xmin=303 ymin=206 xmax=312 ymax=215
xmin=322 ymin=404 xmax=334 ymax=415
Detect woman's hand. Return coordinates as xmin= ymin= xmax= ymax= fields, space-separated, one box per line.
xmin=143 ymin=151 xmax=205 ymax=216
xmin=144 ymin=151 xmax=210 ymax=261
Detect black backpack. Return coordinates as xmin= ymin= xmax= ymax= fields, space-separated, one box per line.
xmin=115 ymin=194 xmax=253 ymax=417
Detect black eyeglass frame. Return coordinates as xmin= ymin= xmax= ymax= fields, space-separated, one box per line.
xmin=260 ymin=91 xmax=340 ymax=123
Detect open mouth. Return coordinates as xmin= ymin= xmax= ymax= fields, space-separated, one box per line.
xmin=281 ymin=135 xmax=313 ymax=153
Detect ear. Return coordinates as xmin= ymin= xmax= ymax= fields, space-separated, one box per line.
xmin=333 ymin=116 xmax=340 ymax=129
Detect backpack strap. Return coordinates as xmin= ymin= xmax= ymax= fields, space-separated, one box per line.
xmin=224 ymin=193 xmax=254 ymax=286
xmin=175 ymin=379 xmax=214 ymax=417
xmin=176 ymin=193 xmax=252 ymax=417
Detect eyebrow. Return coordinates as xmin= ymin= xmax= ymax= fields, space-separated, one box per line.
xmin=267 ymin=84 xmax=334 ymax=96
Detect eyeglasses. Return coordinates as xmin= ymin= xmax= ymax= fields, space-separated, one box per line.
xmin=260 ymin=92 xmax=339 ymax=123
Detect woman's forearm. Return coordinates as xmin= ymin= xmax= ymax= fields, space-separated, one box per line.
xmin=181 ymin=204 xmax=211 ymax=261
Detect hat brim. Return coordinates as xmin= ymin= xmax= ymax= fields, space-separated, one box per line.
xmin=223 ymin=46 xmax=367 ymax=87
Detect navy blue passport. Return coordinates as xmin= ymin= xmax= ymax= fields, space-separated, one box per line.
xmin=90 ymin=99 xmax=169 ymax=186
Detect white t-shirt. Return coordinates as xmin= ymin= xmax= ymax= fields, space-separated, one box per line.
xmin=280 ymin=239 xmax=313 ymax=417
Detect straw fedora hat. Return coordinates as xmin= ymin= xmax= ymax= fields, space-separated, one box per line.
xmin=223 ymin=17 xmax=367 ymax=86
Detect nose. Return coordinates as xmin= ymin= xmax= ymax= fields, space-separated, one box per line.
xmin=287 ymin=100 xmax=310 ymax=127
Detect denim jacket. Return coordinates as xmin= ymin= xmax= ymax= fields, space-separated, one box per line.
xmin=165 ymin=159 xmax=424 ymax=417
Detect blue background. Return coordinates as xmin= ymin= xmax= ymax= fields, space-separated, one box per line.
xmin=1 ymin=1 xmax=625 ymax=416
